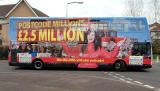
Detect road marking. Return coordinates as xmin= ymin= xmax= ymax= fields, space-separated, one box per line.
xmin=104 ymin=72 xmax=157 ymax=90
xmin=87 ymin=75 xmax=157 ymax=90
xmin=143 ymin=85 xmax=155 ymax=89
xmin=125 ymin=81 xmax=133 ymax=84
xmin=108 ymin=74 xmax=113 ymax=76
xmin=87 ymin=75 xmax=117 ymax=81
xmin=125 ymin=78 xmax=133 ymax=81
xmin=120 ymin=75 xmax=125 ymax=78
xmin=114 ymin=73 xmax=120 ymax=75
xmin=134 ymin=81 xmax=143 ymax=85
xmin=113 ymin=76 xmax=118 ymax=78
xmin=104 ymin=72 xmax=108 ymax=74
xmin=118 ymin=78 xmax=126 ymax=81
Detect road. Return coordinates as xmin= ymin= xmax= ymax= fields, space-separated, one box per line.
xmin=0 ymin=60 xmax=159 ymax=91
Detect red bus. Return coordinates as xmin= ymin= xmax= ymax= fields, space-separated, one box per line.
xmin=8 ymin=17 xmax=152 ymax=71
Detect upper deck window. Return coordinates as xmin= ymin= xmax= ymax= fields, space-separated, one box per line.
xmin=106 ymin=19 xmax=146 ymax=32
xmin=130 ymin=19 xmax=145 ymax=31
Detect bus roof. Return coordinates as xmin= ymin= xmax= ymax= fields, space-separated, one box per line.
xmin=9 ymin=17 xmax=147 ymax=20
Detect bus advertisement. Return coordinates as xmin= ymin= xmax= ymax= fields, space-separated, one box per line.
xmin=8 ymin=17 xmax=152 ymax=71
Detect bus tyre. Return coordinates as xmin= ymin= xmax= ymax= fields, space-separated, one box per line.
xmin=114 ymin=61 xmax=126 ymax=71
xmin=33 ymin=60 xmax=43 ymax=70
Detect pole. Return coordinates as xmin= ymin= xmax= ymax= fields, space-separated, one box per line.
xmin=66 ymin=3 xmax=68 ymax=17
xmin=156 ymin=55 xmax=159 ymax=63
xmin=66 ymin=2 xmax=83 ymax=17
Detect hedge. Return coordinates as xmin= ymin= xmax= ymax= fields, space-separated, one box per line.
xmin=0 ymin=46 xmax=8 ymax=60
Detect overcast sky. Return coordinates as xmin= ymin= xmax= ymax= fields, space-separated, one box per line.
xmin=0 ymin=0 xmax=126 ymax=17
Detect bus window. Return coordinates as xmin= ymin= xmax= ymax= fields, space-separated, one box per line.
xmin=132 ymin=43 xmax=151 ymax=56
xmin=111 ymin=23 xmax=122 ymax=30
xmin=130 ymin=19 xmax=146 ymax=31
xmin=130 ymin=23 xmax=138 ymax=31
xmin=139 ymin=20 xmax=145 ymax=31
xmin=123 ymin=23 xmax=129 ymax=31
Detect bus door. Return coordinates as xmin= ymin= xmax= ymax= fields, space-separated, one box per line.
xmin=10 ymin=42 xmax=18 ymax=62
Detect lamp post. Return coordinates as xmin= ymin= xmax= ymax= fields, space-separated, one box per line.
xmin=66 ymin=2 xmax=83 ymax=17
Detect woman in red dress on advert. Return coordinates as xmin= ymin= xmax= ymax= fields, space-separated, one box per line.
xmin=61 ymin=30 xmax=102 ymax=58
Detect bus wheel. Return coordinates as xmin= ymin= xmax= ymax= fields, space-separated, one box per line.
xmin=114 ymin=61 xmax=126 ymax=71
xmin=33 ymin=60 xmax=43 ymax=70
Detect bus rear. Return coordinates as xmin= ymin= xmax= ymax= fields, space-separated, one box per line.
xmin=8 ymin=17 xmax=152 ymax=71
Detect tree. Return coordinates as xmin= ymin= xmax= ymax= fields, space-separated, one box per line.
xmin=124 ymin=0 xmax=144 ymax=17
xmin=149 ymin=0 xmax=160 ymax=23
xmin=152 ymin=39 xmax=160 ymax=54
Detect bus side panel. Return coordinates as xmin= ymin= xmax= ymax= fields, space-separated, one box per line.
xmin=8 ymin=17 xmax=152 ymax=69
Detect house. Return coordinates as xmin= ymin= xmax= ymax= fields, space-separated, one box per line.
xmin=149 ymin=22 xmax=160 ymax=40
xmin=0 ymin=0 xmax=48 ymax=46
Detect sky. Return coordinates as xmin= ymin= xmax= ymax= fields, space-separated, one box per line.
xmin=0 ymin=0 xmax=126 ymax=17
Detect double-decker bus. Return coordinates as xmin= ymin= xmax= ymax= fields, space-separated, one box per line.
xmin=8 ymin=17 xmax=152 ymax=71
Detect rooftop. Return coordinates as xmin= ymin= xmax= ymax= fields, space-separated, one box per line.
xmin=149 ymin=22 xmax=160 ymax=31
xmin=0 ymin=1 xmax=48 ymax=18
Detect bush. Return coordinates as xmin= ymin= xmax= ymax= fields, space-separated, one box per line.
xmin=153 ymin=54 xmax=160 ymax=59
xmin=0 ymin=46 xmax=8 ymax=60
xmin=152 ymin=40 xmax=160 ymax=54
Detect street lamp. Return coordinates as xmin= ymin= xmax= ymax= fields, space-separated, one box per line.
xmin=66 ymin=2 xmax=83 ymax=17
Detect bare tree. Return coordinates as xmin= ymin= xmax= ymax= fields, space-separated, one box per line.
xmin=149 ymin=0 xmax=160 ymax=23
xmin=124 ymin=0 xmax=144 ymax=17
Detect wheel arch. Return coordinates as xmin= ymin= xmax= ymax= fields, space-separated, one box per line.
xmin=113 ymin=59 xmax=127 ymax=67
xmin=113 ymin=59 xmax=128 ymax=71
xmin=32 ymin=58 xmax=44 ymax=65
